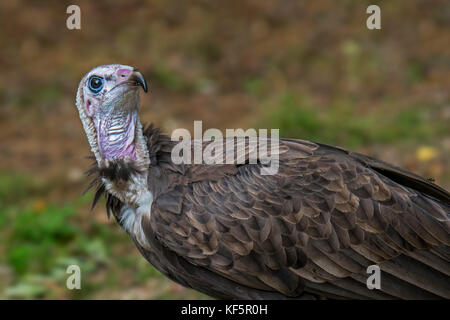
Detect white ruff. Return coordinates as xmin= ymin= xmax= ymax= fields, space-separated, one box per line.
xmin=105 ymin=171 xmax=153 ymax=249
xmin=119 ymin=205 xmax=136 ymax=233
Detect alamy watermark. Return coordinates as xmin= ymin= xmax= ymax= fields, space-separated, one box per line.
xmin=67 ymin=5 xmax=381 ymax=31
xmin=66 ymin=5 xmax=81 ymax=30
xmin=366 ymin=265 xmax=381 ymax=290
xmin=170 ymin=121 xmax=280 ymax=175
xmin=66 ymin=264 xmax=81 ymax=290
xmin=366 ymin=5 xmax=381 ymax=30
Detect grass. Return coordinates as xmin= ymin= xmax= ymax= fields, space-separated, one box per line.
xmin=0 ymin=172 xmax=206 ymax=299
xmin=258 ymin=92 xmax=447 ymax=149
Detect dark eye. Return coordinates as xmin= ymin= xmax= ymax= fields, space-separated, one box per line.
xmin=88 ymin=76 xmax=104 ymax=94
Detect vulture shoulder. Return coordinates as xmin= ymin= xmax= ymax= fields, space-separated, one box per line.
xmin=105 ymin=126 xmax=450 ymax=299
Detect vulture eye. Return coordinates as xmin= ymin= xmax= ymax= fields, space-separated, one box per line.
xmin=88 ymin=76 xmax=104 ymax=94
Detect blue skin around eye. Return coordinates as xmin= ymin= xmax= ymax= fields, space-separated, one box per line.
xmin=89 ymin=76 xmax=104 ymax=94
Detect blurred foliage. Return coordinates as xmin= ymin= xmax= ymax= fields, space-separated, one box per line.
xmin=259 ymin=92 xmax=448 ymax=148
xmin=0 ymin=0 xmax=448 ymax=299
xmin=0 ymin=173 xmax=207 ymax=299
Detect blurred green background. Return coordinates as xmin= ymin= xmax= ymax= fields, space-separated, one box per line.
xmin=0 ymin=0 xmax=449 ymax=299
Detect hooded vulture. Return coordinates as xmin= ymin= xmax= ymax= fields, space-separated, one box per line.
xmin=75 ymin=64 xmax=450 ymax=299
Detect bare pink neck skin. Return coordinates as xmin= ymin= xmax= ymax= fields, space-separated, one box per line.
xmin=95 ymin=111 xmax=137 ymax=161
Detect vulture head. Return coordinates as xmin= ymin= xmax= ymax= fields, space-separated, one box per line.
xmin=75 ymin=64 xmax=153 ymax=231
xmin=76 ymin=64 xmax=149 ymax=166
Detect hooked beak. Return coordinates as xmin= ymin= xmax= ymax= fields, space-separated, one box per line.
xmin=130 ymin=70 xmax=148 ymax=93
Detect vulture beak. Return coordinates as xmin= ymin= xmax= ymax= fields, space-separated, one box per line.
xmin=131 ymin=70 xmax=148 ymax=93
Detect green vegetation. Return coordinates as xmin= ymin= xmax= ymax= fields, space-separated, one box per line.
xmin=259 ymin=93 xmax=447 ymax=148
xmin=0 ymin=172 xmax=207 ymax=299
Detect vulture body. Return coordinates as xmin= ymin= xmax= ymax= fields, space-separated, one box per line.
xmin=76 ymin=64 xmax=450 ymax=300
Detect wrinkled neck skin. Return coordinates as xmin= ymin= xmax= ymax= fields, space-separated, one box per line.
xmin=93 ymin=88 xmax=145 ymax=166
xmin=95 ymin=109 xmax=137 ymax=161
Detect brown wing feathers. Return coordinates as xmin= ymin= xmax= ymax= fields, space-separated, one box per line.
xmin=87 ymin=125 xmax=450 ymax=299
